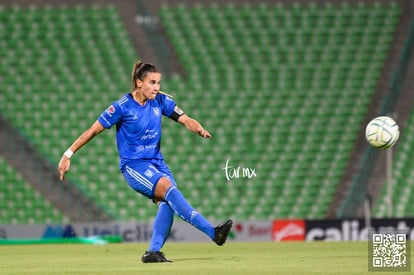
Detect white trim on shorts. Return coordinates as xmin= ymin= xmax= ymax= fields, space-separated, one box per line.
xmin=125 ymin=165 xmax=153 ymax=191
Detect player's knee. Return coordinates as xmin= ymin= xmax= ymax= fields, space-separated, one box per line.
xmin=154 ymin=177 xmax=173 ymax=201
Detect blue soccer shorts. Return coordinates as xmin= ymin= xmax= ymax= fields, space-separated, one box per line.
xmin=122 ymin=159 xmax=177 ymax=199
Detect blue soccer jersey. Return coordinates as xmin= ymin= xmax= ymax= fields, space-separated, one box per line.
xmin=98 ymin=93 xmax=176 ymax=170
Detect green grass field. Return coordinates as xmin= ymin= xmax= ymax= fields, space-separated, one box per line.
xmin=0 ymin=241 xmax=412 ymax=274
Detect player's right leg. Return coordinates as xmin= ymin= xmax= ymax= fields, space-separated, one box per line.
xmin=122 ymin=161 xmax=232 ymax=263
xmin=122 ymin=162 xmax=174 ymax=263
xmin=142 ymin=201 xmax=174 ymax=263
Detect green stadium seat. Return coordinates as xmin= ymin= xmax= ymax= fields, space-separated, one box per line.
xmin=374 ymin=105 xmax=414 ymax=217
xmin=168 ymin=2 xmax=399 ymax=219
xmin=0 ymin=2 xmax=402 ymax=222
xmin=0 ymin=157 xmax=66 ymax=224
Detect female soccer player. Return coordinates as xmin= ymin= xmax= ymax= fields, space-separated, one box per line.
xmin=58 ymin=61 xmax=232 ymax=263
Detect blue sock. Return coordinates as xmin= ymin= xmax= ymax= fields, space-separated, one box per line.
xmin=148 ymin=201 xmax=174 ymax=252
xmin=165 ymin=186 xmax=215 ymax=240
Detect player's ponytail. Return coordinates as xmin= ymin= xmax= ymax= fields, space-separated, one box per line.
xmin=131 ymin=60 xmax=144 ymax=90
xmin=131 ymin=60 xmax=160 ymax=90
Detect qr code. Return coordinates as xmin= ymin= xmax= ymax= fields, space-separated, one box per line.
xmin=372 ymin=233 xmax=407 ymax=268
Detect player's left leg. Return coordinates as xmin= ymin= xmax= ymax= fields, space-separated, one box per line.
xmin=151 ymin=160 xmax=219 ymax=241
xmin=156 ymin=177 xmax=232 ymax=245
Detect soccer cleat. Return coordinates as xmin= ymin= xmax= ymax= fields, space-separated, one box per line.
xmin=213 ymin=219 xmax=233 ymax=246
xmin=141 ymin=251 xmax=172 ymax=263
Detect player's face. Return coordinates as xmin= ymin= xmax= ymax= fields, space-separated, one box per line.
xmin=140 ymin=72 xmax=161 ymax=100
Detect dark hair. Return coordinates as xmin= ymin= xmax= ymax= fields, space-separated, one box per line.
xmin=131 ymin=61 xmax=160 ymax=90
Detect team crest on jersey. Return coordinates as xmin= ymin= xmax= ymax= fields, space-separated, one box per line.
xmin=152 ymin=107 xmax=160 ymax=116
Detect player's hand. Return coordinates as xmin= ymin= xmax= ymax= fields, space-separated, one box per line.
xmin=58 ymin=155 xmax=71 ymax=181
xmin=197 ymin=127 xmax=212 ymax=138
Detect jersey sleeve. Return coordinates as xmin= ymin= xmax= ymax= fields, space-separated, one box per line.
xmin=158 ymin=93 xmax=176 ymax=117
xmin=98 ymin=101 xmax=123 ymax=129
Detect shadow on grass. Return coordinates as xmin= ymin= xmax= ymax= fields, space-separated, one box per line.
xmin=172 ymin=257 xmax=216 ymax=262
xmin=173 ymin=256 xmax=241 ymax=262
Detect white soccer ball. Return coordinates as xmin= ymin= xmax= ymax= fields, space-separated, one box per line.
xmin=365 ymin=116 xmax=400 ymax=149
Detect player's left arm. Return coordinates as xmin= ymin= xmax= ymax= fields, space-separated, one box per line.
xmin=177 ymin=114 xmax=212 ymax=138
xmin=169 ymin=105 xmax=211 ymax=138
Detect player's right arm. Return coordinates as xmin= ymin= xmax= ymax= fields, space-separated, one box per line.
xmin=58 ymin=120 xmax=105 ymax=180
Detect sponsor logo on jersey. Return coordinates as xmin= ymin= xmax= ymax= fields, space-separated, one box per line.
xmin=140 ymin=131 xmax=158 ymax=140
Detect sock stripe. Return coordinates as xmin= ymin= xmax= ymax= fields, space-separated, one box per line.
xmin=164 ymin=186 xmax=176 ymax=199
xmin=163 ymin=186 xmax=216 ymax=240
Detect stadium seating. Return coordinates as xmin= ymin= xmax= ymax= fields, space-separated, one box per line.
xmin=0 ymin=157 xmax=66 ymax=224
xmin=374 ymin=106 xmax=414 ymax=217
xmin=0 ymin=5 xmax=158 ymax=223
xmin=159 ymin=2 xmax=401 ymax=220
xmin=0 ymin=2 xmax=402 ymax=222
